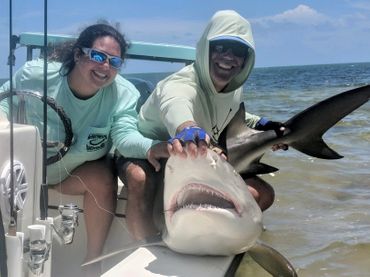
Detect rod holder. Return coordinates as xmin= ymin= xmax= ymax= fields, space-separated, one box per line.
xmin=53 ymin=203 xmax=82 ymax=245
xmin=27 ymin=225 xmax=50 ymax=276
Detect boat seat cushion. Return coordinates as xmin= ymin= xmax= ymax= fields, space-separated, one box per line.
xmin=125 ymin=77 xmax=154 ymax=113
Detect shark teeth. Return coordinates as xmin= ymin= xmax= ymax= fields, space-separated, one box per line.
xmin=172 ymin=183 xmax=239 ymax=215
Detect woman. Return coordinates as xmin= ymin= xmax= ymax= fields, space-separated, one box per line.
xmin=0 ymin=23 xmax=155 ymax=276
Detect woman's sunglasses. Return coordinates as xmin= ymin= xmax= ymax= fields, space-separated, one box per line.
xmin=81 ymin=48 xmax=123 ymax=70
xmin=210 ymin=40 xmax=249 ymax=58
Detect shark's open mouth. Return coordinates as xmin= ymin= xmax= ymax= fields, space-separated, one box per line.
xmin=169 ymin=183 xmax=241 ymax=216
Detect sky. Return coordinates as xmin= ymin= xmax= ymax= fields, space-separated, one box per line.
xmin=1 ymin=0 xmax=370 ymax=77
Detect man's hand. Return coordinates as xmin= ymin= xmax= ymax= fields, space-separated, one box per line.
xmin=167 ymin=126 xmax=210 ymax=159
xmin=255 ymin=117 xmax=286 ymax=136
xmin=255 ymin=117 xmax=289 ymax=151
xmin=271 ymin=143 xmax=288 ymax=151
xmin=146 ymin=142 xmax=170 ymax=172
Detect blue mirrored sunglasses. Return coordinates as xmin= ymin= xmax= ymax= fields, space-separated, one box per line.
xmin=81 ymin=48 xmax=123 ymax=70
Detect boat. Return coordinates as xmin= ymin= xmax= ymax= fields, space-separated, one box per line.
xmin=0 ymin=31 xmax=241 ymax=277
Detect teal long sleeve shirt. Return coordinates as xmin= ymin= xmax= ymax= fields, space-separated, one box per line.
xmin=0 ymin=59 xmax=157 ymax=184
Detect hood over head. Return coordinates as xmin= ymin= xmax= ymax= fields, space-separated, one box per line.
xmin=195 ymin=10 xmax=255 ymax=94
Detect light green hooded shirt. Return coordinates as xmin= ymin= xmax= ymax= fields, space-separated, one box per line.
xmin=138 ymin=10 xmax=260 ymax=143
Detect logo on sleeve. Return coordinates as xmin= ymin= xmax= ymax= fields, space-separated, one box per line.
xmin=86 ymin=133 xmax=108 ymax=152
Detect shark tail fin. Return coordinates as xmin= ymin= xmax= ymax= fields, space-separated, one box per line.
xmin=291 ymin=138 xmax=343 ymax=159
xmin=285 ymin=84 xmax=370 ymax=160
xmin=248 ymin=241 xmax=298 ymax=277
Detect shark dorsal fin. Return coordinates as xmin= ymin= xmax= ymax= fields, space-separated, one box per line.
xmin=225 ymin=103 xmax=250 ymax=141
xmin=225 ymin=103 xmax=279 ymax=175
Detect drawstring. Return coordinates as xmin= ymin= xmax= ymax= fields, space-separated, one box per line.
xmin=211 ymin=107 xmax=232 ymax=142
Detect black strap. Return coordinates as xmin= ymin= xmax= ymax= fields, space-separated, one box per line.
xmin=224 ymin=253 xmax=245 ymax=277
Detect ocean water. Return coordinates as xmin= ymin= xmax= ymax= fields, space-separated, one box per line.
xmin=238 ymin=63 xmax=370 ymax=277
xmin=137 ymin=63 xmax=370 ymax=276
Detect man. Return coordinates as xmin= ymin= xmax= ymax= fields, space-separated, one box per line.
xmin=117 ymin=10 xmax=286 ymax=240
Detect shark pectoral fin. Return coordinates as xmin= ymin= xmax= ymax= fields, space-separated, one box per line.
xmin=291 ymin=138 xmax=343 ymax=159
xmin=239 ymin=159 xmax=279 ymax=178
xmin=248 ymin=241 xmax=298 ymax=277
xmin=81 ymin=233 xmax=164 ymax=267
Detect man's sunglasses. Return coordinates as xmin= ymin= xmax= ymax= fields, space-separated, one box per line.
xmin=210 ymin=40 xmax=249 ymax=58
xmin=81 ymin=48 xmax=123 ymax=70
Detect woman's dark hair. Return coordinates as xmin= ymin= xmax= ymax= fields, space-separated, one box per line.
xmin=58 ymin=23 xmax=128 ymax=76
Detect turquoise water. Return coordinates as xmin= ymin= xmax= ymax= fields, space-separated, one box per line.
xmin=2 ymin=62 xmax=370 ymax=276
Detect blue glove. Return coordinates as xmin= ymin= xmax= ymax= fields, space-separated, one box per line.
xmin=168 ymin=126 xmax=207 ymax=145
xmin=255 ymin=117 xmax=286 ymax=137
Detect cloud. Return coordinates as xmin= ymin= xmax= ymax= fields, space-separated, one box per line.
xmin=252 ymin=5 xmax=328 ymax=27
xmin=249 ymin=4 xmax=370 ymax=67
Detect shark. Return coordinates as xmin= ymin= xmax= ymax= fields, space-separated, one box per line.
xmin=161 ymin=149 xmax=298 ymax=276
xmin=82 ymin=84 xmax=370 ymax=276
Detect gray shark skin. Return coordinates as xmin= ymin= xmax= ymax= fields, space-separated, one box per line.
xmin=227 ymin=85 xmax=370 ymax=177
